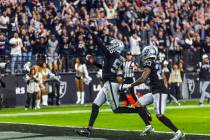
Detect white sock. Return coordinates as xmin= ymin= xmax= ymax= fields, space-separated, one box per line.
xmin=45 ymin=95 xmax=48 ymax=105
xmin=36 ymin=99 xmax=41 ymax=108
xmin=76 ymin=92 xmax=81 ymax=104
xmin=42 ymin=95 xmax=48 ymax=106
xmin=81 ymin=92 xmax=85 ymax=104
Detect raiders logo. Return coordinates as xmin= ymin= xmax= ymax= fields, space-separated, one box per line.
xmin=59 ymin=81 xmax=67 ymax=98
xmin=187 ymin=79 xmax=195 ymax=95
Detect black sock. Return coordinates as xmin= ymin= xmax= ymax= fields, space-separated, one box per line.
xmin=157 ymin=115 xmax=178 ymax=132
xmin=136 ymin=107 xmax=151 ymax=126
xmin=88 ymin=103 xmax=99 ymax=127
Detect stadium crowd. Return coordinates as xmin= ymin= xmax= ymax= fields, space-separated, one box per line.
xmin=0 ymin=0 xmax=209 ymax=74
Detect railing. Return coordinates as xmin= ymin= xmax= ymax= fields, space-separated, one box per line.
xmin=0 ymin=54 xmax=103 ymax=74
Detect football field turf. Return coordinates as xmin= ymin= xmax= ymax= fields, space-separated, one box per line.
xmin=0 ymin=100 xmax=209 ymax=136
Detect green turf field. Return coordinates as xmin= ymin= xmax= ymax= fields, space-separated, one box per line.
xmin=0 ymin=100 xmax=209 ymax=135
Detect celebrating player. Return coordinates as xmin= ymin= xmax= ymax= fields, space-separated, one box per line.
xmin=122 ymin=45 xmax=185 ymax=140
xmin=76 ymin=26 xmax=151 ymax=137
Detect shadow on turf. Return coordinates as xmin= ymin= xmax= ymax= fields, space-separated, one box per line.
xmin=0 ymin=123 xmax=209 ymax=140
xmin=0 ymin=134 xmax=47 ymax=140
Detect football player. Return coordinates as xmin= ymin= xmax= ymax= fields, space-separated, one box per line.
xmin=76 ymin=26 xmax=151 ymax=137
xmin=122 ymin=45 xmax=185 ymax=140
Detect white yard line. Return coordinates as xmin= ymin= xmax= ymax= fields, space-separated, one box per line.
xmin=0 ymin=105 xmax=209 ymax=117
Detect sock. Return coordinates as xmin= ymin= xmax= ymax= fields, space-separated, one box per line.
xmin=36 ymin=99 xmax=40 ymax=108
xmin=88 ymin=103 xmax=99 ymax=127
xmin=81 ymin=92 xmax=85 ymax=104
xmin=136 ymin=107 xmax=151 ymax=126
xmin=76 ymin=92 xmax=81 ymax=103
xmin=43 ymin=95 xmax=48 ymax=105
xmin=157 ymin=115 xmax=178 ymax=132
xmin=45 ymin=95 xmax=48 ymax=105
xmin=42 ymin=95 xmax=46 ymax=105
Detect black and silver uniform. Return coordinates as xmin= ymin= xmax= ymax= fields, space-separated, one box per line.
xmin=92 ymin=34 xmax=124 ymax=82
xmin=102 ymin=47 xmax=124 ymax=82
xmin=143 ymin=59 xmax=168 ymax=94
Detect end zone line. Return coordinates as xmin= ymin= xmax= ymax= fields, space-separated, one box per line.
xmin=0 ymin=122 xmax=210 ymax=137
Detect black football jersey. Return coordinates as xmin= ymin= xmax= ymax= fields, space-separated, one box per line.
xmin=100 ymin=44 xmax=124 ymax=82
xmin=92 ymin=33 xmax=124 ymax=82
xmin=143 ymin=60 xmax=168 ymax=94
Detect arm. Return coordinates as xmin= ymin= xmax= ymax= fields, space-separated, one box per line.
xmin=162 ymin=72 xmax=168 ymax=88
xmin=131 ymin=67 xmax=151 ymax=87
xmin=93 ymin=61 xmax=103 ymax=69
xmin=113 ymin=0 xmax=118 ymax=10
xmin=102 ymin=0 xmax=109 ymax=11
xmin=73 ymin=0 xmax=80 ymax=5
xmin=0 ymin=79 xmax=6 ymax=88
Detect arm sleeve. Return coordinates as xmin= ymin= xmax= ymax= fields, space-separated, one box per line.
xmin=0 ymin=79 xmax=5 ymax=88
xmin=93 ymin=61 xmax=103 ymax=69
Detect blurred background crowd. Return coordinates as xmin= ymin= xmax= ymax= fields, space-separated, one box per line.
xmin=0 ymin=0 xmax=209 ymax=74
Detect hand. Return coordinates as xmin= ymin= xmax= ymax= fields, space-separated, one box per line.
xmin=119 ymin=84 xmax=132 ymax=95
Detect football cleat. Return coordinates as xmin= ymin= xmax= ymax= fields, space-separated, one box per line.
xmin=76 ymin=128 xmax=91 ymax=137
xmin=140 ymin=125 xmax=154 ymax=136
xmin=170 ymin=130 xmax=185 ymax=140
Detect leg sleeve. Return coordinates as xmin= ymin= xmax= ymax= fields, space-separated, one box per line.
xmin=93 ymin=88 xmax=106 ymax=107
xmin=102 ymin=81 xmax=120 ymax=110
xmin=153 ymin=93 xmax=168 ymax=115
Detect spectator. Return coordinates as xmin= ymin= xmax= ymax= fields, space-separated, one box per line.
xmin=21 ymin=28 xmax=32 ymax=63
xmin=75 ymin=34 xmax=86 ymax=57
xmin=59 ymin=37 xmax=75 ymax=72
xmin=9 ymin=32 xmax=23 ymax=74
xmin=203 ymin=37 xmax=210 ymax=58
xmin=0 ymin=0 xmax=209 ymax=74
xmin=47 ymin=34 xmax=59 ymax=70
xmin=0 ymin=10 xmax=10 ymax=35
xmin=102 ymin=0 xmax=118 ymax=24
xmin=169 ymin=64 xmax=183 ymax=100
xmin=129 ymin=31 xmax=141 ymax=64
xmin=0 ymin=33 xmax=6 ymax=62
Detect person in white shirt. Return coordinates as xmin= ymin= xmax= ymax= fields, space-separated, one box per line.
xmin=9 ymin=32 xmax=23 ymax=74
xmin=0 ymin=10 xmax=10 ymax=33
xmin=47 ymin=34 xmax=59 ymax=70
xmin=129 ymin=31 xmax=141 ymax=65
xmin=102 ymin=0 xmax=118 ymax=24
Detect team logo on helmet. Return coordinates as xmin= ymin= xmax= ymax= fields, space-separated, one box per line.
xmin=141 ymin=45 xmax=158 ymax=60
xmin=107 ymin=39 xmax=125 ymax=54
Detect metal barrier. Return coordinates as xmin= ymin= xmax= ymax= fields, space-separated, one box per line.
xmin=0 ymin=54 xmax=103 ymax=74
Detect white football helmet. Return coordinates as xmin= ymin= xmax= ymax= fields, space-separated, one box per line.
xmin=108 ymin=38 xmax=125 ymax=54
xmin=141 ymin=45 xmax=158 ymax=60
